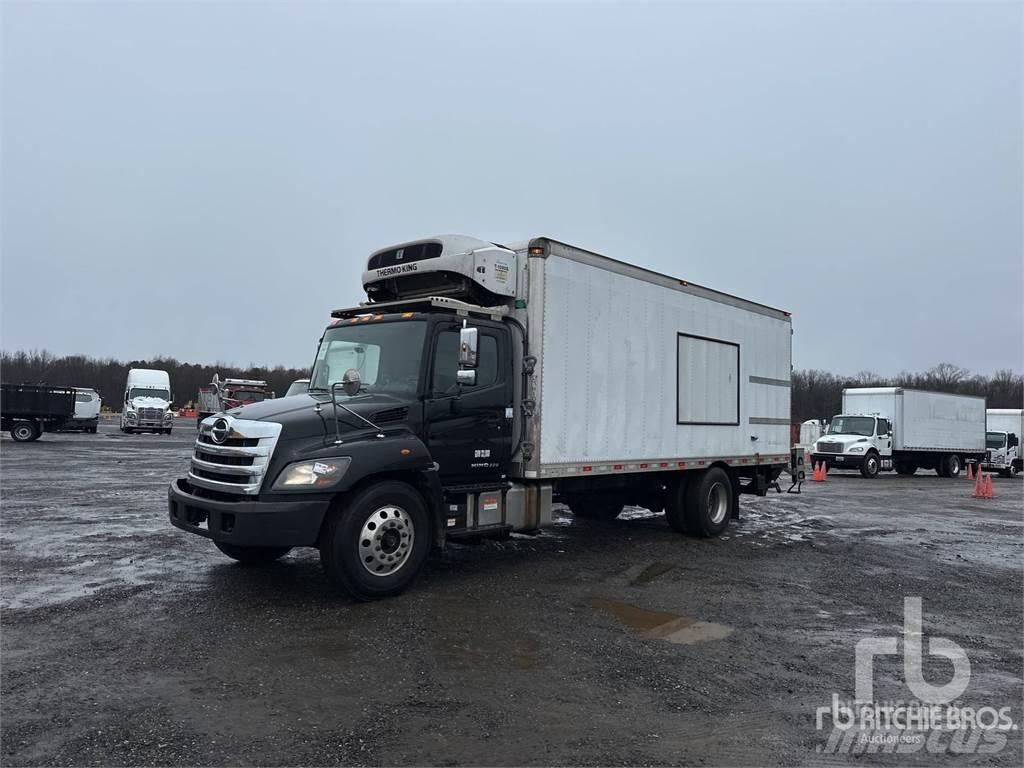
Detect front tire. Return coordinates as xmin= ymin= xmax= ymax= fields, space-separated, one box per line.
xmin=319 ymin=481 xmax=430 ymax=601
xmin=682 ymin=467 xmax=733 ymax=538
xmin=214 ymin=541 xmax=292 ymax=565
xmin=10 ymin=421 xmax=37 ymax=442
xmin=860 ymin=452 xmax=880 ymax=478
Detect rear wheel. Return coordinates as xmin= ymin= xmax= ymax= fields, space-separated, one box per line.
xmin=664 ymin=475 xmax=691 ymax=534
xmin=10 ymin=421 xmax=37 ymax=442
xmin=319 ymin=481 xmax=430 ymax=601
xmin=214 ymin=541 xmax=292 ymax=565
xmin=943 ymin=454 xmax=962 ymax=478
xmin=682 ymin=467 xmax=733 ymax=538
xmin=860 ymin=452 xmax=880 ymax=478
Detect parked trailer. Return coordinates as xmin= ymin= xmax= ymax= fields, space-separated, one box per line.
xmin=1 ymin=384 xmax=76 ymax=442
xmin=982 ymin=409 xmax=1023 ymax=476
xmin=811 ymin=387 xmax=986 ymax=478
xmin=169 ymin=235 xmax=793 ymax=600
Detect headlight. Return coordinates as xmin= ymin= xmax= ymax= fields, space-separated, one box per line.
xmin=272 ymin=458 xmax=351 ymax=490
xmin=164 ymin=412 xmax=174 ymax=420
xmin=848 ymin=446 xmax=865 ymax=453
xmin=127 ymin=410 xmax=137 ymax=418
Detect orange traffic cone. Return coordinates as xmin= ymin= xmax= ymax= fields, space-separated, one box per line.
xmin=811 ymin=463 xmax=820 ymax=482
xmin=821 ymin=462 xmax=827 ymax=481
xmin=966 ymin=463 xmax=974 ymax=481
xmin=984 ymin=474 xmax=995 ymax=498
xmin=973 ymin=469 xmax=984 ymax=497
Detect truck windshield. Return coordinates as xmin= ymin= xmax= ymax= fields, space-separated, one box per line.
xmin=986 ymin=432 xmax=1006 ymax=449
xmin=828 ymin=416 xmax=875 ymax=437
xmin=130 ymin=388 xmax=169 ymax=400
xmin=310 ymin=321 xmax=426 ymax=398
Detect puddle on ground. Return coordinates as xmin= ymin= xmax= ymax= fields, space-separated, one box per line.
xmin=592 ymin=598 xmax=733 ymax=645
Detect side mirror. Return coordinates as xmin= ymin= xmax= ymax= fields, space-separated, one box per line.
xmin=1009 ymin=433 xmax=1019 ymax=448
xmin=456 ymin=324 xmax=478 ymax=386
xmin=458 ymin=325 xmax=478 ymax=369
xmin=340 ymin=368 xmax=362 ymax=396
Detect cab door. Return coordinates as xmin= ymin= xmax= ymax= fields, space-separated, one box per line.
xmin=421 ymin=323 xmax=513 ymax=486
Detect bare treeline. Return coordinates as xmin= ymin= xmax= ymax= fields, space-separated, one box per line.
xmin=2 ymin=351 xmax=1020 ymax=419
xmin=793 ymin=363 xmax=1023 ymax=423
xmin=1 ymin=350 xmax=310 ymax=408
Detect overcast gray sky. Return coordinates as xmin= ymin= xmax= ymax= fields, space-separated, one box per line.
xmin=2 ymin=1 xmax=1021 ymax=375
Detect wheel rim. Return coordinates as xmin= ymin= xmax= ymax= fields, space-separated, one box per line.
xmin=949 ymin=456 xmax=960 ymax=475
xmin=867 ymin=456 xmax=878 ymax=474
xmin=707 ymin=482 xmax=728 ymax=525
xmin=13 ymin=424 xmax=32 ymax=440
xmin=359 ymin=505 xmax=414 ymax=577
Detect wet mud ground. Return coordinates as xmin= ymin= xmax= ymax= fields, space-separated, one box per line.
xmin=1 ymin=418 xmax=1022 ymax=766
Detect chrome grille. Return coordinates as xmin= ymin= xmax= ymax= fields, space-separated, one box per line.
xmin=188 ymin=416 xmax=282 ymax=497
xmin=819 ymin=442 xmax=844 ymax=453
xmin=139 ymin=407 xmax=164 ymax=421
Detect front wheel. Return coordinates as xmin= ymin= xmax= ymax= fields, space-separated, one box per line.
xmin=214 ymin=541 xmax=292 ymax=565
xmin=319 ymin=481 xmax=430 ymax=601
xmin=860 ymin=453 xmax=881 ymax=478
xmin=10 ymin=421 xmax=38 ymax=442
xmin=682 ymin=467 xmax=733 ymax=538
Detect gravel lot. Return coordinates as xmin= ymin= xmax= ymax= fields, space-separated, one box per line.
xmin=2 ymin=418 xmax=1022 ymax=766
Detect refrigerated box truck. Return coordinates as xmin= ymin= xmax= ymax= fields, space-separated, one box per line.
xmin=169 ymin=235 xmax=794 ymax=599
xmin=811 ymin=387 xmax=986 ymax=478
xmin=982 ymin=408 xmax=1023 ymax=476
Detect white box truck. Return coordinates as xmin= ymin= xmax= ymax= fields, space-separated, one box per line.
xmin=121 ymin=369 xmax=174 ymax=434
xmin=811 ymin=387 xmax=986 ymax=478
xmin=169 ymin=235 xmax=793 ymax=600
xmin=982 ymin=408 xmax=1023 ymax=476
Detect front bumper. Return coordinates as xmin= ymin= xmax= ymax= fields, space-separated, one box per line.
xmin=811 ymin=453 xmax=864 ymax=470
xmin=168 ymin=479 xmax=329 ymax=547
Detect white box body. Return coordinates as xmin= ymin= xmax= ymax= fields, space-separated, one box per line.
xmin=841 ymin=387 xmax=986 ymax=453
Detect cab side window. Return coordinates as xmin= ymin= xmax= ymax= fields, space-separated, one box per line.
xmin=432 ymin=330 xmax=498 ymax=394
xmin=876 ymin=419 xmax=890 ymax=436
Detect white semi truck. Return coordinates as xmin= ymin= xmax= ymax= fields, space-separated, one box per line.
xmin=170 ymin=235 xmax=795 ymax=600
xmin=982 ymin=408 xmax=1023 ymax=477
xmin=121 ymin=369 xmax=174 ymax=434
xmin=811 ymin=387 xmax=986 ymax=478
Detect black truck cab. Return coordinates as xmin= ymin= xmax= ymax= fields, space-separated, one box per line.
xmin=168 ymin=306 xmax=520 ymax=600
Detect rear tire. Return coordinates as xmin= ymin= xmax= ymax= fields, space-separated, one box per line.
xmin=10 ymin=421 xmax=37 ymax=442
xmin=319 ymin=481 xmax=430 ymax=601
xmin=860 ymin=452 xmax=880 ymax=478
xmin=214 ymin=541 xmax=292 ymax=565
xmin=664 ymin=475 xmax=692 ymax=534
xmin=682 ymin=467 xmax=733 ymax=538
xmin=943 ymin=454 xmax=962 ymax=478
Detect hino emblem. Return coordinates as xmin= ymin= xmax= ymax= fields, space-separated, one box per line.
xmin=211 ymin=418 xmax=230 ymax=444
xmin=395 ymin=248 xmax=404 ymax=260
